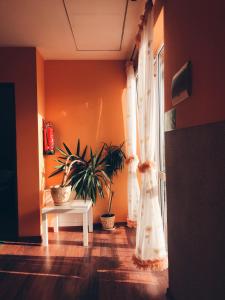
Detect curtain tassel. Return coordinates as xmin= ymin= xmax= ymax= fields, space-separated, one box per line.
xmin=132 ymin=254 xmax=168 ymax=271
xmin=127 ymin=218 xmax=137 ymax=228
xmin=138 ymin=160 xmax=155 ymax=173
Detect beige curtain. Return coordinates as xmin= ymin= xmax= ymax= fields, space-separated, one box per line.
xmin=125 ymin=62 xmax=140 ymax=228
xmin=133 ymin=9 xmax=168 ymax=271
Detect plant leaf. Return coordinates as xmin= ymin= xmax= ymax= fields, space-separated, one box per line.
xmin=101 ymin=170 xmax=111 ymax=183
xmin=76 ymin=139 xmax=80 ymax=156
xmin=53 ymin=159 xmax=65 ymax=164
xmin=96 ymin=144 xmax=105 ymax=164
xmin=63 ymin=142 xmax=72 ymax=155
xmin=54 ymin=165 xmax=64 ymax=169
xmin=81 ymin=145 xmax=87 ymax=160
xmin=56 ymin=147 xmax=67 ymax=156
xmin=48 ymin=166 xmax=64 ymax=178
xmin=90 ymin=147 xmax=94 ymax=160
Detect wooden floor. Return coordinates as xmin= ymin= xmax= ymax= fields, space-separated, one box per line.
xmin=0 ymin=225 xmax=168 ymax=300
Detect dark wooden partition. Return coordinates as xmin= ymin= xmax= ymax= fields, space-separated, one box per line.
xmin=165 ymin=121 xmax=225 ymax=300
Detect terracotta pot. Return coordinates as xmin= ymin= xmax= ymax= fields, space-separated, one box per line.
xmin=50 ymin=185 xmax=71 ymax=206
xmin=100 ymin=214 xmax=115 ymax=230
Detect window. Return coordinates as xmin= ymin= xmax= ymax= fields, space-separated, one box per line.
xmin=156 ymin=45 xmax=167 ymax=243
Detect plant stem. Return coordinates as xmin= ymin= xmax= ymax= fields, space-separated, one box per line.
xmin=108 ymin=182 xmax=114 ymax=214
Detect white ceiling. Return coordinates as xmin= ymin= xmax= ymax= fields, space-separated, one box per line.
xmin=0 ymin=0 xmax=145 ymax=60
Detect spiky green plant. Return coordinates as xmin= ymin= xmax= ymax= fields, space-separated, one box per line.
xmin=67 ymin=145 xmax=111 ymax=203
xmin=49 ymin=139 xmax=87 ymax=187
xmin=49 ymin=141 xmax=111 ymax=204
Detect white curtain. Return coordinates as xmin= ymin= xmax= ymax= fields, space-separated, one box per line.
xmin=125 ymin=62 xmax=140 ymax=228
xmin=134 ymin=9 xmax=168 ymax=271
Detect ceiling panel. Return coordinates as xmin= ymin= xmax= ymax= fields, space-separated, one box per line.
xmin=64 ymin=0 xmax=128 ymax=51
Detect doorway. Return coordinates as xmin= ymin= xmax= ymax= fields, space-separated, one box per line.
xmin=0 ymin=83 xmax=18 ymax=240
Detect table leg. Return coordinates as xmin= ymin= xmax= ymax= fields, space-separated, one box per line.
xmin=42 ymin=213 xmax=48 ymax=246
xmin=83 ymin=212 xmax=88 ymax=247
xmin=53 ymin=214 xmax=59 ymax=232
xmin=88 ymin=206 xmax=93 ymax=232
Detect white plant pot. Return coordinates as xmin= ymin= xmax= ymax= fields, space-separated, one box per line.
xmin=50 ymin=185 xmax=71 ymax=206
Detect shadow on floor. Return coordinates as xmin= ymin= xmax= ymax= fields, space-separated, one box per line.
xmin=0 ymin=253 xmax=167 ymax=300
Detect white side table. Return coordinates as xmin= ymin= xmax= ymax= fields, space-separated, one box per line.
xmin=42 ymin=199 xmax=93 ymax=247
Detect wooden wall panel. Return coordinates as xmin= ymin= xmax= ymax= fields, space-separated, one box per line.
xmin=165 ymin=121 xmax=225 ymax=300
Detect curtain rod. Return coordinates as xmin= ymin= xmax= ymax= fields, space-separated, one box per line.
xmin=129 ymin=0 xmax=153 ymax=61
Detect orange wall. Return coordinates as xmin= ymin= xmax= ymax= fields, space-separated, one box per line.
xmin=36 ymin=51 xmax=45 ymax=117
xmin=45 ymin=60 xmax=128 ymax=223
xmin=164 ymin=0 xmax=225 ymax=128
xmin=0 ymin=47 xmax=40 ymax=237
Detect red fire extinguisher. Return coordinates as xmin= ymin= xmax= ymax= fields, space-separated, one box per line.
xmin=43 ymin=121 xmax=55 ymax=155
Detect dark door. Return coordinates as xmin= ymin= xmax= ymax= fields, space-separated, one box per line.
xmin=0 ymin=83 xmax=18 ymax=240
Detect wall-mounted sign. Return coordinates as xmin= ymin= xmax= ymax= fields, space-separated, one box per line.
xmin=171 ymin=61 xmax=192 ymax=106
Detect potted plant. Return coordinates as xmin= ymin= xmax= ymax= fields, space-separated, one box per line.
xmin=67 ymin=144 xmax=111 ymax=204
xmin=48 ymin=140 xmax=87 ymax=205
xmin=100 ymin=143 xmax=126 ymax=230
xmin=49 ymin=140 xmax=110 ymax=206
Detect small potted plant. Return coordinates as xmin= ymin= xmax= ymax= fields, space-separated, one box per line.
xmin=100 ymin=143 xmax=126 ymax=230
xmin=48 ymin=140 xmax=87 ymax=205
